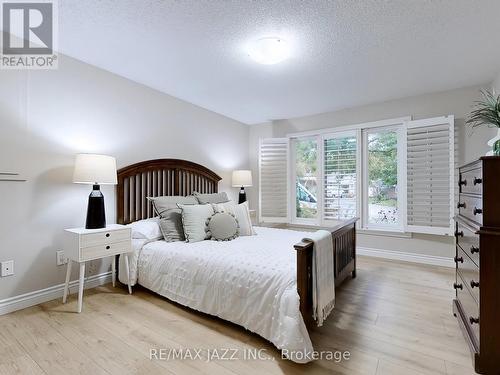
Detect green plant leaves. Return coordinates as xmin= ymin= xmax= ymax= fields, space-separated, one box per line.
xmin=466 ymin=89 xmax=500 ymax=129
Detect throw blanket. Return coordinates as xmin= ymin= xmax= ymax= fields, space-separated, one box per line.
xmin=302 ymin=230 xmax=335 ymax=326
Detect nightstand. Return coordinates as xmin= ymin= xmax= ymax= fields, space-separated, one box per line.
xmin=62 ymin=224 xmax=132 ymax=313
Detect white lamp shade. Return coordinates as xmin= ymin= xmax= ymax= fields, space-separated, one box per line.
xmin=73 ymin=154 xmax=117 ymax=185
xmin=232 ymin=170 xmax=253 ymax=187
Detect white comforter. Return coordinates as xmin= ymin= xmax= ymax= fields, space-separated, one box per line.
xmin=121 ymin=226 xmax=314 ymax=362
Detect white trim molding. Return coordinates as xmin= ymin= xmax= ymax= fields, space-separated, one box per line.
xmin=0 ymin=271 xmax=112 ymax=316
xmin=357 ymin=246 xmax=455 ymax=268
xmin=287 ymin=116 xmax=412 ymax=139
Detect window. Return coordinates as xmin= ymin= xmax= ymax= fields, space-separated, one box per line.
xmin=323 ymin=133 xmax=358 ymax=221
xmin=259 ymin=116 xmax=454 ymax=235
xmin=259 ymin=138 xmax=289 ymax=223
xmin=406 ymin=116 xmax=454 ymax=235
xmin=363 ymin=127 xmax=404 ymax=230
xmin=293 ymin=137 xmax=318 ymax=221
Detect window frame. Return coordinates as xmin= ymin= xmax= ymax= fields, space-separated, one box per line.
xmin=321 ymin=129 xmax=361 ymax=225
xmin=361 ymin=124 xmax=407 ymax=232
xmin=288 ymin=117 xmax=410 ymax=232
xmin=290 ymin=136 xmax=321 ymax=225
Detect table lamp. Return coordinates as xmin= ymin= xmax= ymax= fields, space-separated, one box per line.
xmin=73 ymin=154 xmax=117 ymax=229
xmin=232 ymin=170 xmax=253 ymax=204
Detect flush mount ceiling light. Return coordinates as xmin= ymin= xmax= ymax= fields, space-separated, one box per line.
xmin=248 ymin=37 xmax=290 ymax=65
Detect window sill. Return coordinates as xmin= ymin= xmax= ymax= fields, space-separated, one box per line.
xmin=358 ymin=228 xmax=412 ymax=239
xmin=284 ymin=223 xmax=412 ymax=239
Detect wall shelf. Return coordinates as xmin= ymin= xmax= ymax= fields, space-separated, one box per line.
xmin=0 ymin=172 xmax=27 ymax=182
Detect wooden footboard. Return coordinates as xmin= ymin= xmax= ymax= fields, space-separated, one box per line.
xmin=293 ymin=218 xmax=358 ymax=326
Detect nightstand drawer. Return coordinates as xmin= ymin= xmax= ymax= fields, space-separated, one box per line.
xmin=80 ymin=240 xmax=131 ymax=261
xmin=80 ymin=228 xmax=131 ymax=248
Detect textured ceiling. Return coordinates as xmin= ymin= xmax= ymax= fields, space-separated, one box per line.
xmin=52 ymin=1 xmax=500 ymax=123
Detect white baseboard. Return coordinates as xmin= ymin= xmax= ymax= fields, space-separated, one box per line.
xmin=0 ymin=271 xmax=112 ymax=316
xmin=357 ymin=247 xmax=455 ymax=268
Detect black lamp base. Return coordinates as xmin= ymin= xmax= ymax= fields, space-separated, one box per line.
xmin=238 ymin=186 xmax=247 ymax=204
xmin=86 ymin=184 xmax=106 ymax=229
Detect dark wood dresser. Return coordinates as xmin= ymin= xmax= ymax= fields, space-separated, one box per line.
xmin=454 ymin=156 xmax=500 ymax=374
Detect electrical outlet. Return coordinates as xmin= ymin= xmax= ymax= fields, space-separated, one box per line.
xmin=56 ymin=251 xmax=67 ymax=266
xmin=1 ymin=260 xmax=14 ymax=277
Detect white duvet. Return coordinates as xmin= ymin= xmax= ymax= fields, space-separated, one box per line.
xmin=120 ymin=226 xmax=314 ymax=362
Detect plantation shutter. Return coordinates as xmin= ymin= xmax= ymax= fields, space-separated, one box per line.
xmin=406 ymin=116 xmax=454 ymax=235
xmin=259 ymin=138 xmax=289 ymax=223
xmin=323 ymin=133 xmax=358 ymax=221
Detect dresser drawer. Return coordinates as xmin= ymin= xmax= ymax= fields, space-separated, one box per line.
xmin=459 ymin=167 xmax=483 ymax=195
xmin=80 ymin=240 xmax=131 ymax=261
xmin=457 ymin=194 xmax=483 ymax=225
xmin=456 ymin=273 xmax=480 ymax=345
xmin=456 ymin=246 xmax=480 ymax=303
xmin=455 ymin=220 xmax=479 ymax=266
xmin=80 ymin=228 xmax=131 ymax=248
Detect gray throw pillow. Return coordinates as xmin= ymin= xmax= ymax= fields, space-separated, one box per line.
xmin=159 ymin=213 xmax=185 ymax=242
xmin=148 ymin=196 xmax=198 ymax=241
xmin=149 ymin=196 xmax=198 ymax=217
xmin=212 ymin=201 xmax=256 ymax=236
xmin=178 ymin=204 xmax=215 ymax=243
xmin=193 ymin=191 xmax=229 ymax=204
xmin=206 ymin=212 xmax=239 ymax=241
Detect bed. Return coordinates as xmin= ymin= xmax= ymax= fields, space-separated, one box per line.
xmin=116 ymin=159 xmax=357 ymax=362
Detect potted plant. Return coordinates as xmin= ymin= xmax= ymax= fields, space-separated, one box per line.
xmin=466 ymin=90 xmax=500 ymax=156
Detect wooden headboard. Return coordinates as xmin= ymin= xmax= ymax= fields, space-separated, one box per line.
xmin=116 ymin=159 xmax=221 ymax=224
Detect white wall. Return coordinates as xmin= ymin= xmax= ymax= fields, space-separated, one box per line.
xmin=249 ymin=84 xmax=496 ymax=258
xmin=0 ymin=53 xmax=249 ymax=300
xmin=493 ymin=71 xmax=500 ymax=93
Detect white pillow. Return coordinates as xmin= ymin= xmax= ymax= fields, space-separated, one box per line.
xmin=213 ymin=201 xmax=256 ymax=236
xmin=178 ymin=204 xmax=215 ymax=243
xmin=127 ymin=217 xmax=162 ymax=240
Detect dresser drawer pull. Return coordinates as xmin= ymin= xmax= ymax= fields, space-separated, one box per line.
xmin=473 ymin=177 xmax=482 ymax=185
xmin=454 ymin=256 xmax=464 ymax=264
xmin=458 ymin=179 xmax=467 ymax=187
xmin=473 ymin=207 xmax=483 ymax=215
xmin=457 ymin=202 xmax=466 ymax=209
xmin=470 ymin=246 xmax=480 ymax=254
xmin=469 ymin=317 xmax=480 ymax=325
xmin=455 ymin=231 xmax=464 ymax=238
xmin=106 ymin=233 xmax=110 ymax=237
xmin=470 ymin=280 xmax=480 ymax=288
xmin=106 ymin=245 xmax=110 ymax=250
xmin=453 ymin=282 xmax=463 ymax=290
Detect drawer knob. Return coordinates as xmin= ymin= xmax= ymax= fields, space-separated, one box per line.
xmin=469 ymin=317 xmax=480 ymax=325
xmin=106 ymin=245 xmax=110 ymax=250
xmin=470 ymin=280 xmax=480 ymax=288
xmin=455 ymin=231 xmax=464 ymax=238
xmin=458 ymin=179 xmax=467 ymax=187
xmin=473 ymin=177 xmax=482 ymax=185
xmin=473 ymin=207 xmax=483 ymax=215
xmin=453 ymin=282 xmax=463 ymax=290
xmin=106 ymin=233 xmax=110 ymax=238
xmin=470 ymin=246 xmax=480 ymax=254
xmin=457 ymin=202 xmax=466 ymax=209
xmin=454 ymin=256 xmax=464 ymax=264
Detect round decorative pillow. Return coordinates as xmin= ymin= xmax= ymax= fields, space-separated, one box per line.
xmin=205 ymin=212 xmax=239 ymax=241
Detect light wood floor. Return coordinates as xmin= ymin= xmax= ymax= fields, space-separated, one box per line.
xmin=0 ymin=256 xmax=475 ymax=375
